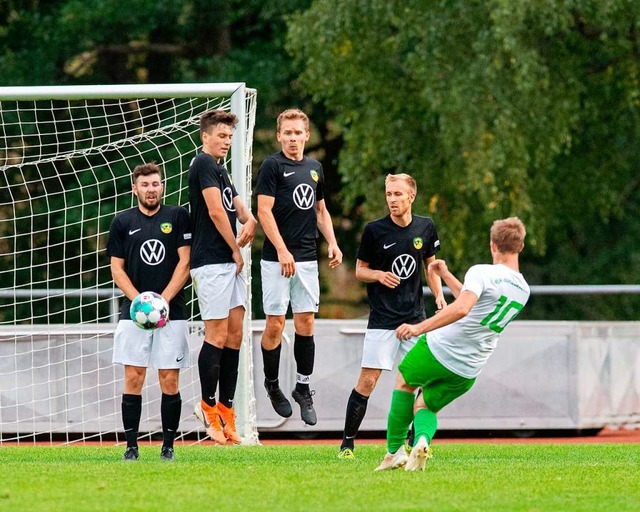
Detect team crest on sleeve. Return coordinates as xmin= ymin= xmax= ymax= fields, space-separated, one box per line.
xmin=160 ymin=223 xmax=173 ymax=234
xmin=413 ymin=237 xmax=423 ymax=249
xmin=310 ymin=170 xmax=319 ymax=182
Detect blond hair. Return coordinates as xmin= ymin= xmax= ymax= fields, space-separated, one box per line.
xmin=490 ymin=217 xmax=526 ymax=253
xmin=277 ymin=109 xmax=310 ymax=132
xmin=385 ymin=173 xmax=417 ymax=195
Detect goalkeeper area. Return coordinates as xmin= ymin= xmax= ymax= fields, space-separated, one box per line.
xmin=0 ymin=83 xmax=258 ymax=444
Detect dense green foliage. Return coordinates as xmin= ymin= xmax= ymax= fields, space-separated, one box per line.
xmin=2 ymin=1 xmax=639 ymax=319
xmin=0 ymin=1 xmax=312 ymax=145
xmin=287 ymin=1 xmax=640 ymax=318
xmin=0 ymin=443 xmax=638 ymax=511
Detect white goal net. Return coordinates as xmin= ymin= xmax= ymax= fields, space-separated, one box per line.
xmin=0 ymin=83 xmax=258 ymax=444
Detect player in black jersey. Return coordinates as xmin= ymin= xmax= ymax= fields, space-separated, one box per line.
xmin=189 ymin=110 xmax=257 ymax=444
xmin=338 ymin=173 xmax=446 ymax=459
xmin=256 ymin=109 xmax=343 ymax=425
xmin=107 ymin=162 xmax=192 ymax=461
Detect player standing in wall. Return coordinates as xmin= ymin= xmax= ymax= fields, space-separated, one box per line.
xmin=189 ymin=110 xmax=257 ymax=444
xmin=376 ymin=217 xmax=530 ymax=471
xmin=338 ymin=173 xmax=446 ymax=459
xmin=256 ymin=109 xmax=343 ymax=425
xmin=107 ymin=162 xmax=192 ymax=461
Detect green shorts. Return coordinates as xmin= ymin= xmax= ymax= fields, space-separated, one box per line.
xmin=398 ymin=335 xmax=476 ymax=413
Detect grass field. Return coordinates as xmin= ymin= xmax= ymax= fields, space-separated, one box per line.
xmin=0 ymin=442 xmax=638 ymax=512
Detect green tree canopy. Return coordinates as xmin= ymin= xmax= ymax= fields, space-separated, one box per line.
xmin=287 ymin=0 xmax=640 ymax=288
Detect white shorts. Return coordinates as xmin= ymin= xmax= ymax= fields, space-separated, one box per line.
xmin=260 ymin=260 xmax=320 ymax=316
xmin=361 ymin=329 xmax=420 ymax=371
xmin=112 ymin=320 xmax=190 ymax=369
xmin=191 ymin=263 xmax=247 ymax=320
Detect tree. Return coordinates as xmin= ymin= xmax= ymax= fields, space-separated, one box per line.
xmin=0 ymin=1 xmax=313 ymax=140
xmin=287 ymin=0 xmax=640 ymax=319
xmin=0 ymin=0 xmax=320 ymax=320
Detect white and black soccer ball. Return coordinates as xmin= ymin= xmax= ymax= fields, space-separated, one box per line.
xmin=130 ymin=291 xmax=169 ymax=330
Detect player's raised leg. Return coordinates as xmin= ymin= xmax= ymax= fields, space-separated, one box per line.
xmin=291 ymin=312 xmax=317 ymax=426
xmin=194 ymin=323 xmax=227 ymax=445
xmin=261 ymin=313 xmax=293 ymax=418
xmin=217 ymin=305 xmax=245 ymax=444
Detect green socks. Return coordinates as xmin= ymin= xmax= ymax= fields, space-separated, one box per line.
xmin=386 ymin=390 xmax=415 ymax=453
xmin=414 ymin=407 xmax=438 ymax=444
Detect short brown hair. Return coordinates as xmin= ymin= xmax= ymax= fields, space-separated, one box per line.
xmin=200 ymin=109 xmax=238 ymax=137
xmin=132 ymin=162 xmax=162 ymax=184
xmin=277 ymin=109 xmax=309 ymax=132
xmin=490 ymin=217 xmax=526 ymax=253
xmin=385 ymin=173 xmax=417 ymax=195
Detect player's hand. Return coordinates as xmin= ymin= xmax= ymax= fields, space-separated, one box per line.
xmin=237 ymin=217 xmax=257 ymax=248
xmin=396 ymin=323 xmax=420 ymax=340
xmin=378 ymin=271 xmax=401 ymax=289
xmin=427 ymin=259 xmax=449 ymax=278
xmin=232 ymin=249 xmax=244 ymax=276
xmin=277 ymin=249 xmax=296 ymax=278
xmin=327 ymin=243 xmax=343 ymax=269
xmin=434 ymin=294 xmax=447 ymax=312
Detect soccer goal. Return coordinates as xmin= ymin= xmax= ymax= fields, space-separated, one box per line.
xmin=0 ymin=83 xmax=259 ymax=444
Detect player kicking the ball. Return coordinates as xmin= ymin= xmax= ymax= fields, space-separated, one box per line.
xmin=107 ymin=162 xmax=192 ymax=461
xmin=376 ymin=217 xmax=530 ymax=471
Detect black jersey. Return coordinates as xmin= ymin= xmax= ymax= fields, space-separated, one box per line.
xmin=255 ymin=151 xmax=326 ymax=262
xmin=106 ymin=204 xmax=192 ymax=321
xmin=188 ymin=152 xmax=239 ymax=268
xmin=358 ymin=214 xmax=441 ymax=330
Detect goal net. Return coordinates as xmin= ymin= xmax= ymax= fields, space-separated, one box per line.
xmin=0 ymin=83 xmax=259 ymax=445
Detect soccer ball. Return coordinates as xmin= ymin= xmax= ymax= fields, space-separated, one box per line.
xmin=130 ymin=291 xmax=169 ymax=330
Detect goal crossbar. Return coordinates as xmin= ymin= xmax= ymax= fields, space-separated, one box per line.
xmin=0 ymin=83 xmax=248 ymax=101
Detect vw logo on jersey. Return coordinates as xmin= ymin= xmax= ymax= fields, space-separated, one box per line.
xmin=223 ymin=187 xmax=236 ymax=212
xmin=392 ymin=254 xmax=416 ymax=280
xmin=293 ymin=183 xmax=315 ymax=210
xmin=140 ymin=239 xmax=166 ymax=266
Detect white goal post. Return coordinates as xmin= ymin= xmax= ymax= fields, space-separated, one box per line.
xmin=0 ymin=83 xmax=259 ymax=444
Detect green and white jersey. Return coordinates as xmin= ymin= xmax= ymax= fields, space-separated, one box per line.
xmin=427 ymin=263 xmax=530 ymax=378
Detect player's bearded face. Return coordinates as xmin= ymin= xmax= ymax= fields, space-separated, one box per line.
xmin=134 ymin=174 xmax=163 ymax=211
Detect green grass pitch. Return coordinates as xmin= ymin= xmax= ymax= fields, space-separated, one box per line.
xmin=0 ymin=442 xmax=638 ymax=511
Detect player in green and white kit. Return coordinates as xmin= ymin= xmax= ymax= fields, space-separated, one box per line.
xmin=375 ymin=217 xmax=530 ymax=471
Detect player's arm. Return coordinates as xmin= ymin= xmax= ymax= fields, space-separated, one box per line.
xmin=160 ymin=245 xmax=190 ymax=304
xmin=355 ymin=259 xmax=401 ymax=289
xmin=110 ymin=257 xmax=139 ymax=301
xmin=396 ymin=290 xmax=478 ymax=340
xmin=316 ymin=198 xmax=342 ymax=268
xmin=257 ymin=193 xmax=295 ymax=278
xmin=233 ymin=195 xmax=257 ymax=248
xmin=429 ymin=259 xmax=463 ymax=298
xmin=203 ymin=186 xmax=243 ymax=274
xmin=425 ymin=254 xmax=446 ymax=310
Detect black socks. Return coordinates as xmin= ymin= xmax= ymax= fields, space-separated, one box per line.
xmin=122 ymin=393 xmax=142 ymax=448
xmin=198 ymin=342 xmax=223 ymax=407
